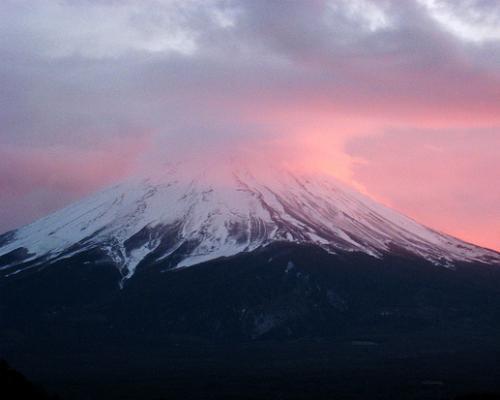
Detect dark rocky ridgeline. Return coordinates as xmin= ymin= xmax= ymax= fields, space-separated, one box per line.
xmin=0 ymin=359 xmax=57 ymax=399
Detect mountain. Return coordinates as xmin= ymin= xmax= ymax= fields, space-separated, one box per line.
xmin=1 ymin=161 xmax=498 ymax=282
xmin=1 ymin=161 xmax=500 ymax=399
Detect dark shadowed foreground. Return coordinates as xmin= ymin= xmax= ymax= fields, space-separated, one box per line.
xmin=2 ymin=243 xmax=500 ymax=399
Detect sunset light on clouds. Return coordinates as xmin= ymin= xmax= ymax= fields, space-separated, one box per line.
xmin=0 ymin=0 xmax=499 ymax=251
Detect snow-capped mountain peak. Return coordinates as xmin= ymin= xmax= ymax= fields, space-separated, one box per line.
xmin=0 ymin=161 xmax=498 ymax=279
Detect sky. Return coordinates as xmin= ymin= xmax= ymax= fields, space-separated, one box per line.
xmin=0 ymin=0 xmax=499 ymax=251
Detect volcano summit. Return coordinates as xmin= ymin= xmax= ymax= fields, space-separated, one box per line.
xmin=0 ymin=161 xmax=498 ymax=282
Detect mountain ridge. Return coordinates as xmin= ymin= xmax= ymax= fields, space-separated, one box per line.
xmin=1 ymin=161 xmax=498 ymax=282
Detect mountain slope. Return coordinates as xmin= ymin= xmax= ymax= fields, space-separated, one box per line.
xmin=1 ymin=162 xmax=500 ymax=399
xmin=0 ymin=162 xmax=498 ymax=281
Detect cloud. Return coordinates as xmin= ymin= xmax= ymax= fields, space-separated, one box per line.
xmin=0 ymin=0 xmax=226 ymax=59
xmin=0 ymin=0 xmax=499 ymax=249
xmin=0 ymin=135 xmax=151 ymax=233
xmin=417 ymin=0 xmax=500 ymax=42
xmin=347 ymin=128 xmax=500 ymax=250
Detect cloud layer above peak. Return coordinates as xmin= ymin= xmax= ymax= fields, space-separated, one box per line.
xmin=0 ymin=0 xmax=499 ymax=250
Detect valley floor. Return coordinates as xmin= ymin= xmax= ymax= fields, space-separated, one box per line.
xmin=5 ymin=328 xmax=500 ymax=400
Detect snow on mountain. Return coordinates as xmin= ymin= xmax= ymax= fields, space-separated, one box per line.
xmin=0 ymin=161 xmax=498 ymax=279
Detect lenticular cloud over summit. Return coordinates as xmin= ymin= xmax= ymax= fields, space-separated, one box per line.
xmin=0 ymin=0 xmax=499 ymax=250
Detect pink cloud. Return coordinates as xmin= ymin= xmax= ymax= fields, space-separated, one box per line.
xmin=0 ymin=134 xmax=151 ymax=233
xmin=1 ymin=0 xmax=499 ymax=253
xmin=347 ymin=128 xmax=500 ymax=251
